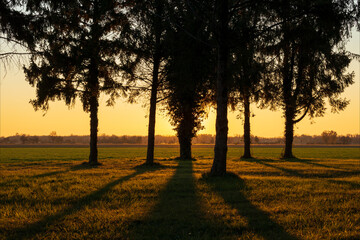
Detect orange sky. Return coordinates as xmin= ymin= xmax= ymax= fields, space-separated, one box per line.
xmin=0 ymin=30 xmax=359 ymax=138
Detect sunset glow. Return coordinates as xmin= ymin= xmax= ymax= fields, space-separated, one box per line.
xmin=1 ymin=30 xmax=359 ymax=138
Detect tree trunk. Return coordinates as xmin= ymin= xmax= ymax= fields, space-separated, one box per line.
xmin=211 ymin=0 xmax=229 ymax=176
xmin=177 ymin=104 xmax=193 ymax=160
xmin=282 ymin=38 xmax=295 ymax=159
xmin=283 ymin=106 xmax=295 ymax=158
xmin=89 ymin=93 xmax=99 ymax=165
xmin=88 ymin=55 xmax=100 ymax=165
xmin=179 ymin=136 xmax=192 ymax=160
xmin=145 ymin=0 xmax=162 ymax=165
xmin=88 ymin=1 xmax=100 ymax=165
xmin=242 ymin=91 xmax=251 ymax=158
xmin=146 ymin=54 xmax=160 ymax=165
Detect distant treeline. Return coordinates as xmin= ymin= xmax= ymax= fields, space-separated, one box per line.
xmin=1 ymin=132 xmax=359 ymax=145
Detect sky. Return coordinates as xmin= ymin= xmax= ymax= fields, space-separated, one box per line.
xmin=0 ymin=30 xmax=359 ymax=138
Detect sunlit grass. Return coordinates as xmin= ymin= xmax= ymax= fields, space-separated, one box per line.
xmin=0 ymin=147 xmax=359 ymax=239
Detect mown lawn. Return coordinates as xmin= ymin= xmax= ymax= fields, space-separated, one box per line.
xmin=0 ymin=147 xmax=359 ymax=239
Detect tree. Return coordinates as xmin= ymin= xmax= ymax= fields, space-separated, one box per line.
xmin=229 ymin=1 xmax=265 ymax=159
xmin=322 ymin=130 xmax=337 ymax=144
xmin=210 ymin=0 xmax=230 ymax=175
xmin=178 ymin=0 xmax=267 ymax=174
xmin=337 ymin=135 xmax=351 ymax=144
xmin=264 ymin=0 xmax=358 ymax=158
xmin=24 ymin=0 xmax=134 ymax=165
xmin=144 ymin=0 xmax=165 ymax=165
xmin=210 ymin=0 xmax=264 ymax=174
xmin=164 ymin=0 xmax=214 ymax=160
xmin=128 ymin=0 xmax=168 ymax=165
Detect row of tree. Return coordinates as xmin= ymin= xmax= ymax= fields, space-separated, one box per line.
xmin=2 ymin=132 xmax=359 ymax=145
xmin=1 ymin=0 xmax=358 ymax=175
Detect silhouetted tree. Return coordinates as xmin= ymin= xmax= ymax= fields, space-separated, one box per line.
xmin=24 ymin=0 xmax=134 ymax=165
xmin=322 ymin=130 xmax=337 ymax=144
xmin=209 ymin=0 xmax=230 ymax=175
xmin=165 ymin=0 xmax=214 ymax=160
xmin=229 ymin=1 xmax=266 ymax=159
xmin=210 ymin=0 xmax=267 ymax=174
xmin=264 ymin=0 xmax=358 ymax=158
xmin=128 ymin=0 xmax=169 ymax=165
xmin=337 ymin=135 xmax=351 ymax=144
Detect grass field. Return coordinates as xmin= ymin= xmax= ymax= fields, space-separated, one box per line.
xmin=0 ymin=147 xmax=359 ymax=239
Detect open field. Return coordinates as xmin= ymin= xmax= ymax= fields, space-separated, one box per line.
xmin=0 ymin=147 xmax=359 ymax=239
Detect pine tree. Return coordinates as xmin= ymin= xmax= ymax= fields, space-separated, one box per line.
xmin=265 ymin=0 xmax=358 ymax=158
xmin=165 ymin=40 xmax=213 ymax=160
xmin=229 ymin=1 xmax=265 ymax=159
xmin=128 ymin=0 xmax=168 ymax=165
xmin=24 ymin=0 xmax=135 ymax=165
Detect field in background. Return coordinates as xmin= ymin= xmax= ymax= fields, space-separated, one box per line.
xmin=1 ymin=147 xmax=359 ymax=239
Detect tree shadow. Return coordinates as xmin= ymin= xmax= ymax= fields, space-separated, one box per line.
xmin=241 ymin=158 xmax=303 ymax=178
xmin=241 ymin=158 xmax=360 ymax=192
xmin=133 ymin=162 xmax=176 ymax=170
xmin=326 ymin=179 xmax=360 ymax=189
xmin=32 ymin=163 xmax=98 ymax=178
xmin=0 ymin=163 xmax=98 ymax=188
xmin=7 ymin=166 xmax=160 ymax=240
xmin=241 ymin=158 xmax=360 ymax=179
xmin=286 ymin=158 xmax=350 ymax=171
xmin=128 ymin=160 xmax=228 ymax=240
xmin=202 ymin=172 xmax=299 ymax=240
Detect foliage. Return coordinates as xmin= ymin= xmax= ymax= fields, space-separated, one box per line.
xmin=165 ymin=0 xmax=214 ymax=142
xmin=124 ymin=0 xmax=169 ymax=104
xmin=228 ymin=1 xmax=266 ymax=108
xmin=0 ymin=0 xmax=34 ymax=46
xmin=322 ymin=130 xmax=338 ymax=144
xmin=23 ymin=0 xmax=134 ymax=112
xmin=263 ymin=0 xmax=358 ymax=121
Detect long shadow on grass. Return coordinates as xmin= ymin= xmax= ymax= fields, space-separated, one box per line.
xmin=327 ymin=179 xmax=360 ymax=189
xmin=287 ymin=158 xmax=350 ymax=171
xmin=202 ymin=173 xmax=299 ymax=240
xmin=128 ymin=160 xmax=228 ymax=240
xmin=7 ymin=164 xmax=163 ymax=240
xmin=241 ymin=158 xmax=303 ymax=177
xmin=242 ymin=158 xmax=360 ymax=179
xmin=0 ymin=163 xmax=96 ymax=188
xmin=30 ymin=163 xmax=96 ymax=179
xmin=242 ymin=158 xmax=360 ymax=191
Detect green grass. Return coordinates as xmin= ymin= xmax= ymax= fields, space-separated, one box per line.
xmin=0 ymin=147 xmax=359 ymax=239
